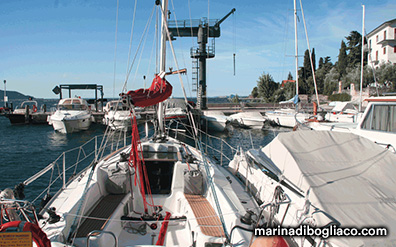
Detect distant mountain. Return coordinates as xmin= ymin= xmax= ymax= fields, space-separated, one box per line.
xmin=0 ymin=89 xmax=34 ymax=100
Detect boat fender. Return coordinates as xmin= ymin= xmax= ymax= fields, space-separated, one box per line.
xmin=33 ymin=105 xmax=38 ymax=113
xmin=0 ymin=221 xmax=51 ymax=247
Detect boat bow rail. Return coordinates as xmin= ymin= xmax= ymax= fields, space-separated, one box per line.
xmin=11 ymin=131 xmax=134 ymax=207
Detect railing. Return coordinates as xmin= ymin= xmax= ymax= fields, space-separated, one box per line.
xmin=22 ymin=129 xmax=134 ymax=205
xmin=165 ymin=119 xmax=239 ymax=167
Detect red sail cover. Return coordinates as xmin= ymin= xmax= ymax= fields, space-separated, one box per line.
xmin=125 ymin=75 xmax=173 ymax=107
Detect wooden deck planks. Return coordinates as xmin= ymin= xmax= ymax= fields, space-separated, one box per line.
xmin=184 ymin=194 xmax=225 ymax=238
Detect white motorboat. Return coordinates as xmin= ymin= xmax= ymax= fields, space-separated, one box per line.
xmin=227 ymin=111 xmax=267 ymax=129
xmin=103 ymin=100 xmax=141 ymax=130
xmin=7 ymin=99 xmax=48 ymax=124
xmin=201 ymin=110 xmax=228 ymax=132
xmin=265 ymin=108 xmax=310 ymax=128
xmin=306 ymin=96 xmax=396 ymax=151
xmin=323 ymin=101 xmax=359 ymax=123
xmin=164 ymin=98 xmax=190 ymax=128
xmin=229 ymin=130 xmax=396 ymax=246
xmin=48 ymin=98 xmax=92 ymax=134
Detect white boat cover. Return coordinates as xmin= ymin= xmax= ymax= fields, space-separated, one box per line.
xmin=261 ymin=130 xmax=396 ymax=246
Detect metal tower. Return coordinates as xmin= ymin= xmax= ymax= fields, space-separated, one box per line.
xmin=168 ymin=8 xmax=236 ymax=110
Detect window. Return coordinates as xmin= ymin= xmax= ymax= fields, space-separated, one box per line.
xmin=376 ymin=35 xmax=379 ymax=42
xmin=394 ymin=46 xmax=396 ymax=53
xmin=384 ymin=47 xmax=386 ymax=55
xmin=361 ymin=105 xmax=396 ymax=133
xmin=369 ymin=39 xmax=371 ymax=49
xmin=384 ymin=30 xmax=387 ymax=40
xmin=376 ymin=50 xmax=378 ymax=60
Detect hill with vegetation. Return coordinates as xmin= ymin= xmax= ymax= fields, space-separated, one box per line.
xmin=0 ymin=90 xmax=34 ymax=100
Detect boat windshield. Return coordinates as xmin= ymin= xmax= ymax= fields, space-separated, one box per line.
xmin=361 ymin=104 xmax=396 ymax=133
xmin=58 ymin=99 xmax=87 ymax=110
xmin=109 ymin=102 xmax=129 ymax=111
xmin=18 ymin=101 xmax=37 ymax=109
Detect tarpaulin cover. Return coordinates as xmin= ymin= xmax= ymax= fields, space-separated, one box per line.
xmin=124 ymin=75 xmax=172 ymax=107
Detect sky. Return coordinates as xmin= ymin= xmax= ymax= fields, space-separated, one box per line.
xmin=1 ymin=0 xmax=395 ymax=100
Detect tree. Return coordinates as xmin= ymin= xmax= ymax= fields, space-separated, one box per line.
xmin=251 ymin=86 xmax=258 ymax=98
xmin=324 ymin=67 xmax=340 ymax=95
xmin=337 ymin=40 xmax=347 ymax=77
xmin=287 ymin=72 xmax=293 ymax=80
xmin=318 ymin=57 xmax=324 ymax=69
xmin=312 ymin=48 xmax=316 ymax=72
xmin=376 ymin=62 xmax=396 ymax=90
xmin=299 ymin=49 xmax=315 ymax=94
xmin=257 ymin=72 xmax=279 ymax=102
xmin=316 ymin=56 xmax=333 ymax=94
xmin=345 ymin=31 xmax=363 ymax=67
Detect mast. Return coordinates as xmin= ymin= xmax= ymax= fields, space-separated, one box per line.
xmin=294 ymin=0 xmax=299 ymax=98
xmin=359 ymin=5 xmax=365 ymax=112
xmin=157 ymin=0 xmax=168 ymax=136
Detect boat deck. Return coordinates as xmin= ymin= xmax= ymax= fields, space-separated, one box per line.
xmin=76 ymin=194 xmax=126 ymax=238
xmin=184 ymin=194 xmax=225 ymax=237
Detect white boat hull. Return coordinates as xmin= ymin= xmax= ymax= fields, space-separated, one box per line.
xmin=51 ymin=117 xmax=92 ymax=134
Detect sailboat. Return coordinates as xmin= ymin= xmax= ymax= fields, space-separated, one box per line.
xmin=0 ymin=1 xmax=267 ymax=246
xmin=265 ymin=1 xmax=311 ymax=128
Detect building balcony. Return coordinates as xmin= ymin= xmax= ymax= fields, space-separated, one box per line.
xmin=378 ymin=38 xmax=396 ymax=46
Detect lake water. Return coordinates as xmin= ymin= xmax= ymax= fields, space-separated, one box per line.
xmin=0 ymin=115 xmax=287 ymax=206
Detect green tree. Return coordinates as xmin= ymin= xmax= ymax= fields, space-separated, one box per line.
xmin=324 ymin=67 xmax=340 ymax=95
xmin=316 ymin=56 xmax=333 ymax=94
xmin=287 ymin=72 xmax=293 ymax=80
xmin=257 ymin=72 xmax=279 ymax=102
xmin=251 ymin=86 xmax=258 ymax=98
xmin=337 ymin=40 xmax=348 ymax=77
xmin=345 ymin=31 xmax=363 ymax=67
xmin=299 ymin=49 xmax=315 ymax=94
xmin=318 ymin=57 xmax=324 ymax=69
xmin=376 ymin=62 xmax=396 ymax=90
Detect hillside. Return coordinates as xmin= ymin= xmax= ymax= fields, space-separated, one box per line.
xmin=0 ymin=89 xmax=34 ymax=100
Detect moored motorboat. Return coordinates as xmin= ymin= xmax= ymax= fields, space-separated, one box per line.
xmin=47 ymin=98 xmax=93 ymax=134
xmin=305 ymin=96 xmax=396 ymax=151
xmin=6 ymin=100 xmax=48 ymax=124
xmin=201 ymin=110 xmax=228 ymax=132
xmin=227 ymin=111 xmax=267 ymax=129
xmin=103 ymin=100 xmax=141 ymax=130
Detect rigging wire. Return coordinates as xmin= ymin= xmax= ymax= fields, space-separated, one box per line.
xmin=125 ymin=0 xmax=138 ymax=91
xmin=299 ymin=0 xmax=320 ymax=107
xmin=132 ymin=11 xmax=155 ymax=86
xmin=123 ymin=5 xmax=156 ymax=94
xmin=113 ymin=0 xmax=120 ymax=98
xmin=169 ymin=0 xmax=193 ymax=98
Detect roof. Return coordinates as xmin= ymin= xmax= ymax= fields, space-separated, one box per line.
xmin=366 ymin=18 xmax=396 ymax=38
xmin=261 ymin=130 xmax=396 ymax=246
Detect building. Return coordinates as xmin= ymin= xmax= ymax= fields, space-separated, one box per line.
xmin=366 ymin=18 xmax=396 ymax=68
